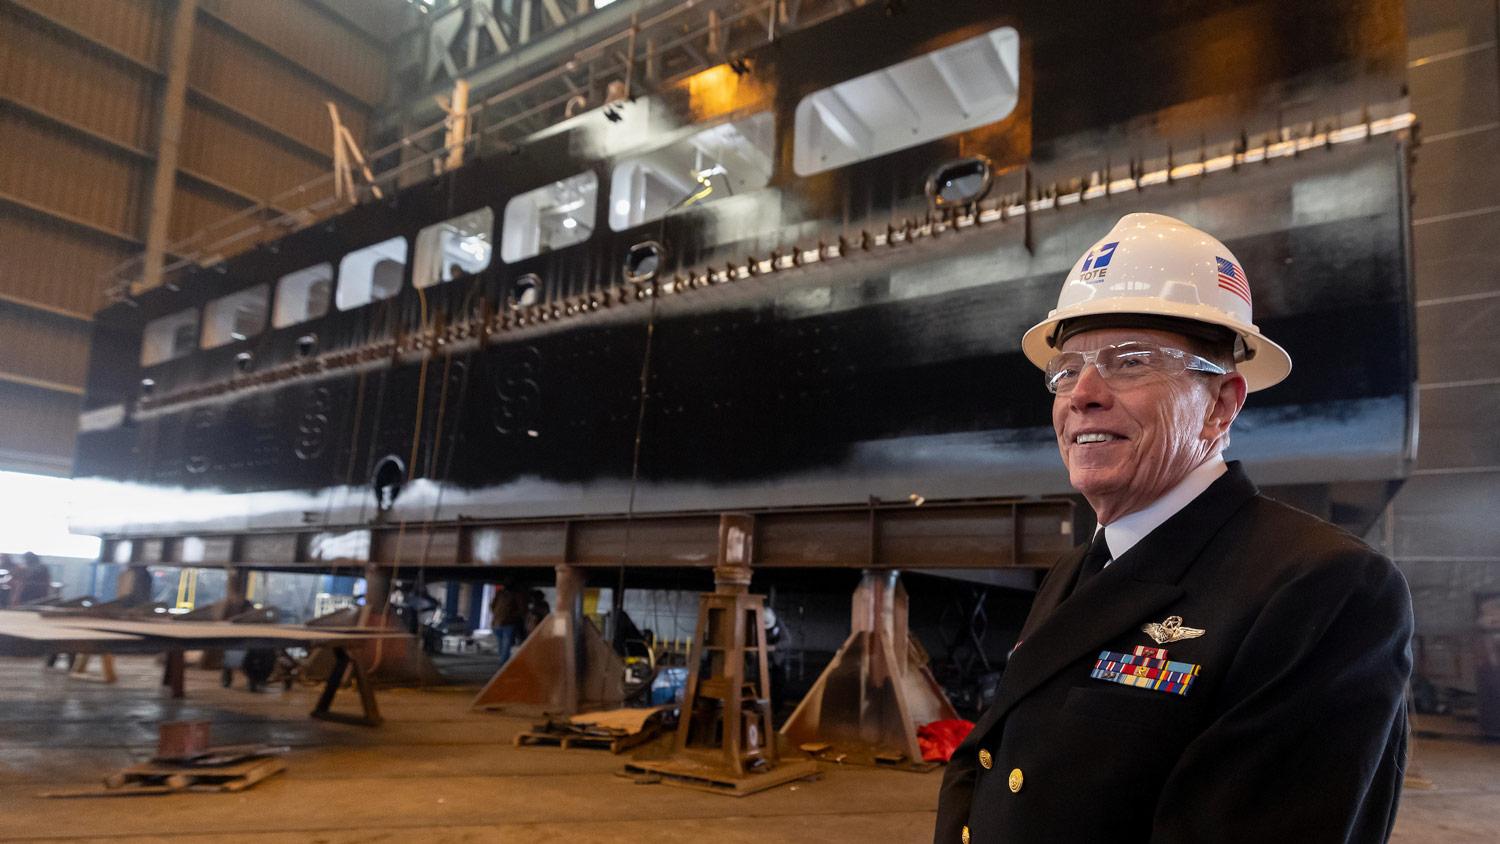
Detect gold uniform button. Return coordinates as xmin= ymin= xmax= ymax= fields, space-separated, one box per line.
xmin=1008 ymin=768 xmax=1024 ymax=793
xmin=961 ymin=825 xmax=970 ymax=844
xmin=978 ymin=748 xmax=993 ymax=769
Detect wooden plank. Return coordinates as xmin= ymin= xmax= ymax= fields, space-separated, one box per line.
xmin=217 ymin=757 xmax=285 ymax=792
xmin=41 ymin=785 xmax=175 ymax=799
xmin=568 ymin=705 xmax=671 ymax=733
xmin=41 ymin=618 xmax=397 ymax=642
xmin=123 ymin=755 xmax=280 ymax=779
xmin=0 ymin=613 xmax=405 ymax=654
xmin=515 ymin=726 xmax=658 ymax=754
xmin=0 ymin=612 xmax=142 ymax=642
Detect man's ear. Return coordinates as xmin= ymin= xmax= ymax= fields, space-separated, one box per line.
xmin=1203 ymin=372 xmax=1247 ymax=439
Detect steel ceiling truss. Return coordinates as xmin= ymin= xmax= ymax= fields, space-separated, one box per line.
xmin=104 ymin=0 xmax=870 ymax=298
xmin=391 ymin=0 xmax=869 ymax=135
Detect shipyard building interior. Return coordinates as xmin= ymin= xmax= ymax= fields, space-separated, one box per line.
xmin=0 ymin=1 xmax=1497 ymax=842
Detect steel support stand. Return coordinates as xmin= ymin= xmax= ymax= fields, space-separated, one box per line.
xmin=780 ymin=569 xmax=958 ymax=771
xmin=624 ymin=514 xmax=818 ymax=795
xmin=310 ymin=645 xmax=384 ymax=727
xmin=335 ymin=564 xmax=443 ymax=686
xmin=161 ymin=649 xmax=186 ymax=699
xmin=471 ymin=564 xmax=624 ymax=714
xmin=196 ymin=567 xmax=251 ymax=669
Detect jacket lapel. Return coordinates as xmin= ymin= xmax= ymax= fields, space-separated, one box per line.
xmin=972 ymin=463 xmax=1259 ymax=738
xmin=1017 ymin=543 xmax=1088 ymax=645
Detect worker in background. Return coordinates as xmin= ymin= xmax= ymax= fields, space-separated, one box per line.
xmin=523 ymin=588 xmax=550 ymax=637
xmin=763 ymin=605 xmax=788 ymax=717
xmin=935 ymin=213 xmax=1413 ymax=843
xmin=489 ymin=579 xmax=526 ymax=665
xmin=0 ymin=553 xmax=14 ymax=606
xmin=12 ymin=552 xmax=52 ymax=606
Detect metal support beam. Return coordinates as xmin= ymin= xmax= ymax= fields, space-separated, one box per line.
xmin=1 ymin=5 xmax=335 ymax=169
xmin=1 ymin=0 xmax=162 ymax=77
xmin=140 ymin=0 xmax=198 ymax=292
xmin=0 ymin=94 xmax=154 ymax=162
xmin=306 ymin=0 xmax=399 ymax=53
xmin=0 ymin=189 xmax=142 ymax=247
xmin=0 ymin=370 xmax=83 ymax=396
xmin=188 ymin=90 xmax=335 ymax=167
xmin=175 ymin=167 xmax=292 ymax=218
xmin=99 ymin=498 xmax=1076 ymax=576
xmin=195 ymin=7 xmax=379 ymax=112
xmin=218 ymin=567 xmax=250 ymax=619
xmin=0 ymin=291 xmax=93 ymax=324
xmin=0 ymin=93 xmax=283 ymax=235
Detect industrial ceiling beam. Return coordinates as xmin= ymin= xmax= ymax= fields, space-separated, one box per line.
xmin=2 ymin=1 xmax=337 ymax=168
xmin=0 ymin=370 xmax=83 ymax=396
xmin=0 ymin=95 xmax=155 ymax=162
xmin=140 ymin=0 xmax=199 ymax=293
xmin=0 ymin=190 xmax=143 ymax=248
xmin=0 ymin=0 xmax=162 ymax=78
xmin=195 ymin=6 xmax=379 ymax=113
xmin=305 ymin=0 xmax=405 ymax=52
xmin=3 ymin=93 xmax=294 ymax=220
xmin=186 ymin=89 xmax=335 ymax=167
xmin=0 ymin=292 xmax=92 ymax=324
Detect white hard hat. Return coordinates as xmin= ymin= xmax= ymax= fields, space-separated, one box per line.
xmin=1021 ymin=212 xmax=1292 ymax=392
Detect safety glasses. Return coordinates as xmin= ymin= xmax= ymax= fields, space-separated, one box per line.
xmin=1045 ymin=341 xmax=1228 ymax=395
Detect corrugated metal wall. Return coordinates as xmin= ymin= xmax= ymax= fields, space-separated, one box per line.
xmin=0 ymin=0 xmax=402 ymax=476
xmin=1391 ymin=0 xmax=1500 ymax=691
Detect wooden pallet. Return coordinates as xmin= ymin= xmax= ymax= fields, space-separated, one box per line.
xmin=43 ymin=756 xmax=286 ymax=798
xmin=514 ymin=724 xmax=658 ymax=753
xmin=513 ymin=706 xmax=670 ymax=754
xmin=622 ymin=758 xmax=820 ymax=797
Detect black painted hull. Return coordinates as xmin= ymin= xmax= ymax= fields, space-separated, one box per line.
xmin=73 ymin=0 xmax=1414 ymax=537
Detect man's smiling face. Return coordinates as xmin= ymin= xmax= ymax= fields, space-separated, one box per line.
xmin=1051 ymin=326 xmax=1243 ymax=524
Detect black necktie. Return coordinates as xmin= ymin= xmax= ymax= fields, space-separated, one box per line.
xmin=1073 ymin=531 xmax=1113 ymax=593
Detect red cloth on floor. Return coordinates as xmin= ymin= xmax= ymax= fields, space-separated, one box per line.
xmin=918 ymin=718 xmax=975 ymax=763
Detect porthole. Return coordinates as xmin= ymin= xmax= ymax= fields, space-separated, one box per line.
xmin=927 ymin=156 xmax=994 ymax=208
xmin=371 ymin=454 xmax=406 ymax=512
xmin=623 ymin=241 xmax=664 ymax=284
xmin=512 ymin=274 xmax=541 ymax=308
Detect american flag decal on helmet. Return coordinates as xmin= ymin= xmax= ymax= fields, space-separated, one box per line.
xmin=1216 ymin=257 xmax=1251 ymax=305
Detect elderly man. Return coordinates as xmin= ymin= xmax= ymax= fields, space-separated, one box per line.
xmin=935 ymin=213 xmax=1413 ymax=843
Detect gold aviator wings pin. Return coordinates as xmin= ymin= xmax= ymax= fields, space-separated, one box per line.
xmin=1142 ymin=615 xmax=1205 ymax=645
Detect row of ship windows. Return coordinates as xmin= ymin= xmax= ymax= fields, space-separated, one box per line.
xmin=138 ymin=25 xmax=1020 ymax=367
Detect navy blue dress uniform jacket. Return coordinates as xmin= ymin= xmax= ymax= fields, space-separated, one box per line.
xmin=934 ymin=462 xmax=1413 ymax=843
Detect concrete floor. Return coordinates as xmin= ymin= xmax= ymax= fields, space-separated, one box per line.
xmin=0 ymin=656 xmax=1495 ymax=843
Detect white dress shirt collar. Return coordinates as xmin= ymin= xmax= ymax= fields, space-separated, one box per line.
xmin=1097 ymin=454 xmax=1227 ymax=562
